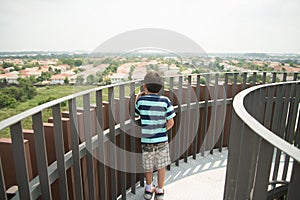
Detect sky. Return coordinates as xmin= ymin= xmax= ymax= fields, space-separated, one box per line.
xmin=0 ymin=0 xmax=300 ymax=53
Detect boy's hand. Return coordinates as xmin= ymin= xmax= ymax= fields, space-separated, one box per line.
xmin=135 ymin=91 xmax=146 ymax=104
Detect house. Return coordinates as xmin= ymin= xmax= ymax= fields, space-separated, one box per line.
xmin=109 ymin=73 xmax=128 ymax=83
xmin=2 ymin=71 xmax=19 ymax=84
xmin=50 ymin=74 xmax=73 ymax=85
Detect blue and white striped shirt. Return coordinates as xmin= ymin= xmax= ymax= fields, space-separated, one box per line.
xmin=135 ymin=94 xmax=176 ymax=144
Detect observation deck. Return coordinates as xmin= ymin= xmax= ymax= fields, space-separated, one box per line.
xmin=0 ymin=72 xmax=299 ymax=200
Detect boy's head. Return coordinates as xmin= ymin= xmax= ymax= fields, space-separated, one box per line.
xmin=143 ymin=71 xmax=163 ymax=93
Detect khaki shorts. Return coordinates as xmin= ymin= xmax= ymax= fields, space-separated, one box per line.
xmin=142 ymin=142 xmax=171 ymax=171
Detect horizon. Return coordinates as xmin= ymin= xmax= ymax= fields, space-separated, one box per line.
xmin=1 ymin=0 xmax=299 ymax=54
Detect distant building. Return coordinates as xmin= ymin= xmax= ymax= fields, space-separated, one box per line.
xmin=109 ymin=73 xmax=128 ymax=83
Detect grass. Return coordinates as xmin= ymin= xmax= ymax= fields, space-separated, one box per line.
xmin=0 ymin=85 xmax=95 ymax=138
xmin=0 ymin=84 xmax=138 ymax=138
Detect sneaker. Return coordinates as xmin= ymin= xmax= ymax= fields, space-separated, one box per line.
xmin=154 ymin=188 xmax=164 ymax=200
xmin=144 ymin=187 xmax=155 ymax=200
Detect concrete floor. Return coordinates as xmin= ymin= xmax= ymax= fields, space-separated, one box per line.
xmin=125 ymin=150 xmax=228 ymax=200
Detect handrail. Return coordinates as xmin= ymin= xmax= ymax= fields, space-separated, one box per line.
xmin=233 ymin=80 xmax=300 ymax=162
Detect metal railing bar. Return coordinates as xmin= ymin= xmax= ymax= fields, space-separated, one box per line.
xmin=286 ymin=162 xmax=300 ymax=199
xmin=251 ymin=139 xmax=274 ymax=200
xmin=183 ymin=76 xmax=192 ymax=162
xmin=32 ymin=112 xmax=52 ymax=200
xmin=201 ymin=74 xmax=210 ymax=156
xmin=167 ymin=76 xmax=174 ymax=170
xmin=95 ymin=90 xmax=106 ymax=200
xmin=218 ymin=74 xmax=228 ymax=152
xmin=282 ymin=83 xmax=299 ymax=180
xmin=193 ymin=75 xmax=200 ymax=158
xmin=52 ymin=104 xmax=69 ymax=200
xmin=233 ymin=81 xmax=300 ymax=162
xmin=129 ymin=82 xmax=136 ymax=194
xmin=10 ymin=122 xmax=32 ymax=199
xmin=68 ymin=98 xmax=84 ymax=200
xmin=175 ymin=76 xmax=183 ymax=166
xmin=108 ymin=86 xmax=117 ymax=200
xmin=0 ymin=158 xmax=7 ymax=200
xmin=119 ymin=84 xmax=127 ymax=200
xmin=83 ymin=94 xmax=96 ymax=200
xmin=210 ymin=74 xmax=219 ymax=154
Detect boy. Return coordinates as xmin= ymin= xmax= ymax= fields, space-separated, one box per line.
xmin=135 ymin=71 xmax=176 ymax=200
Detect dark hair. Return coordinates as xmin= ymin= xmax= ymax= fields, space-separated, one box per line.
xmin=144 ymin=71 xmax=163 ymax=93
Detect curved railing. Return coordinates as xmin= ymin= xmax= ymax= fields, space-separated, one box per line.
xmin=224 ymin=80 xmax=300 ymax=200
xmin=0 ymin=72 xmax=298 ymax=200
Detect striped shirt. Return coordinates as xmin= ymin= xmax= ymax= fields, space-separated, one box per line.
xmin=135 ymin=94 xmax=176 ymax=144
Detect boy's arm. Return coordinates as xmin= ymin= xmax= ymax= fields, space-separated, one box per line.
xmin=166 ymin=118 xmax=174 ymax=131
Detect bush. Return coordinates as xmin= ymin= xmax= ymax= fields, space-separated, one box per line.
xmin=0 ymin=93 xmax=17 ymax=108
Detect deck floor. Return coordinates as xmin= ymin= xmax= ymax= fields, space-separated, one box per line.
xmin=125 ymin=149 xmax=228 ymax=200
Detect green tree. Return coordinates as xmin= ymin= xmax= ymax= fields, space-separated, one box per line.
xmin=74 ymin=60 xmax=83 ymax=66
xmin=2 ymin=62 xmax=14 ymax=69
xmin=0 ymin=93 xmax=17 ymax=108
xmin=86 ymin=74 xmax=95 ymax=85
xmin=76 ymin=75 xmax=84 ymax=85
xmin=64 ymin=77 xmax=69 ymax=84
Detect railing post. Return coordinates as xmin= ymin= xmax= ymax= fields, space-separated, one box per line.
xmin=10 ymin=122 xmax=32 ymax=199
xmin=286 ymin=162 xmax=300 ymax=199
xmin=201 ymin=74 xmax=210 ymax=156
xmin=119 ymin=84 xmax=126 ymax=200
xmin=32 ymin=112 xmax=52 ymax=200
xmin=129 ymin=82 xmax=136 ymax=194
xmin=83 ymin=94 xmax=96 ymax=200
xmin=193 ymin=75 xmax=200 ymax=158
xmin=108 ymin=87 xmax=117 ymax=200
xmin=52 ymin=104 xmax=69 ymax=200
xmin=175 ymin=76 xmax=183 ymax=165
xmin=69 ymin=98 xmax=84 ymax=200
xmin=0 ymin=157 xmax=7 ymax=200
xmin=224 ymin=111 xmax=244 ymax=200
xmin=95 ymin=90 xmax=106 ymax=200
xmin=183 ymin=75 xmax=192 ymax=162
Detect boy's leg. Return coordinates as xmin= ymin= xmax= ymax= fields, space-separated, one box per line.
xmin=145 ymin=171 xmax=153 ymax=186
xmin=157 ymin=167 xmax=165 ymax=189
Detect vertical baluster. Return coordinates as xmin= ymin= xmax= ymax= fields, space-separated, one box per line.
xmin=83 ymin=94 xmax=95 ymax=200
xmin=119 ymin=84 xmax=126 ymax=200
xmin=272 ymin=72 xmax=277 ymax=83
xmin=167 ymin=77 xmax=174 ymax=170
xmin=52 ymin=104 xmax=69 ymax=200
xmin=129 ymin=82 xmax=136 ymax=194
xmin=32 ymin=112 xmax=52 ymax=200
xmin=193 ymin=75 xmax=200 ymax=158
xmin=183 ymin=75 xmax=191 ymax=162
xmin=286 ymin=162 xmax=300 ymax=199
xmin=0 ymin=157 xmax=7 ymax=200
xmin=108 ymin=87 xmax=117 ymax=199
xmin=95 ymin=90 xmax=106 ymax=200
xmin=175 ymin=76 xmax=183 ymax=166
xmin=262 ymin=72 xmax=267 ymax=84
xmin=68 ymin=98 xmax=84 ymax=200
xmin=201 ymin=74 xmax=210 ymax=156
xmin=210 ymin=74 xmax=218 ymax=154
xmin=219 ymin=73 xmax=228 ymax=152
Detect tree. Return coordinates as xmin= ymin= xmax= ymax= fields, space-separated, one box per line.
xmin=76 ymin=75 xmax=84 ymax=85
xmin=64 ymin=77 xmax=69 ymax=84
xmin=2 ymin=62 xmax=14 ymax=69
xmin=0 ymin=93 xmax=17 ymax=108
xmin=74 ymin=60 xmax=83 ymax=66
xmin=86 ymin=74 xmax=95 ymax=85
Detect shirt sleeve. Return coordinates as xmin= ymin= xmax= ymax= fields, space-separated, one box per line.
xmin=166 ymin=98 xmax=176 ymax=120
xmin=135 ymin=99 xmax=140 ymax=116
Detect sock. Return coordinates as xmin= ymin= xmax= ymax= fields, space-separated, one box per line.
xmin=156 ymin=187 xmax=164 ymax=193
xmin=145 ymin=184 xmax=153 ymax=192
